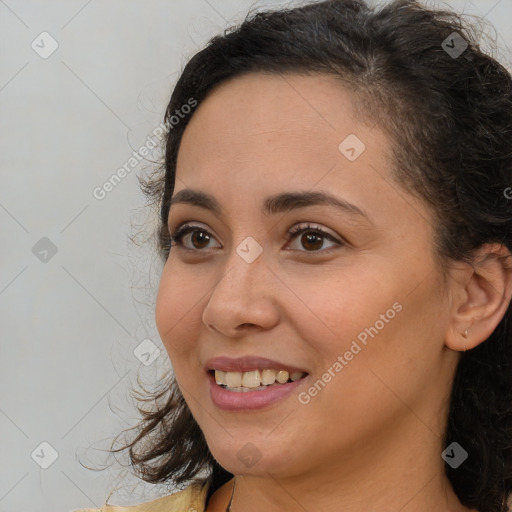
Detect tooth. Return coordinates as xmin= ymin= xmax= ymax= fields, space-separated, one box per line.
xmin=215 ymin=370 xmax=226 ymax=385
xmin=261 ymin=369 xmax=277 ymax=385
xmin=225 ymin=371 xmax=242 ymax=388
xmin=218 ymin=368 xmax=303 ymax=388
xmin=242 ymin=370 xmax=261 ymax=388
xmin=276 ymin=370 xmax=289 ymax=384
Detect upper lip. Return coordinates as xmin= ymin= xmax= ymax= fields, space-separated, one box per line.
xmin=205 ymin=355 xmax=309 ymax=374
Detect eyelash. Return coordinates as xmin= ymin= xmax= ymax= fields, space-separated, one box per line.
xmin=168 ymin=222 xmax=344 ymax=255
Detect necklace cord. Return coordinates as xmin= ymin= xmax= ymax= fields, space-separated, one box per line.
xmin=225 ymin=477 xmax=236 ymax=512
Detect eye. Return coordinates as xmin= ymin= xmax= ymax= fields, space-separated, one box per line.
xmin=285 ymin=223 xmax=343 ymax=253
xmin=169 ymin=224 xmax=220 ymax=251
xmin=168 ymin=222 xmax=344 ymax=254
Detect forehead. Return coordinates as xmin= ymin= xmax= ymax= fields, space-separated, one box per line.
xmin=175 ymin=73 xmax=386 ymax=188
xmin=179 ymin=72 xmax=362 ymax=150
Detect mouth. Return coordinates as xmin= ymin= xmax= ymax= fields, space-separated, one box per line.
xmin=205 ymin=356 xmax=311 ymax=411
xmin=207 ymin=368 xmax=308 ymax=392
xmin=204 ymin=355 xmax=310 ymax=410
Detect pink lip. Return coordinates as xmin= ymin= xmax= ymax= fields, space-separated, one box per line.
xmin=207 ymin=371 xmax=309 ymax=411
xmin=204 ymin=355 xmax=309 ymax=374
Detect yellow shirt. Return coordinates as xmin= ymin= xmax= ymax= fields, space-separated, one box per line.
xmin=71 ymin=481 xmax=210 ymax=512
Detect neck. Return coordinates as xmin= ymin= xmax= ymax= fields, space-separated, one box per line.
xmin=230 ymin=472 xmax=468 ymax=512
xmin=224 ymin=420 xmax=476 ymax=512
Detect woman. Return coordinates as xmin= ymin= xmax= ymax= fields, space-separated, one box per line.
xmin=74 ymin=0 xmax=512 ymax=510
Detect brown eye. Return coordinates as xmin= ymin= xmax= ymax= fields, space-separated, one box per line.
xmin=287 ymin=223 xmax=343 ymax=253
xmin=169 ymin=225 xmax=220 ymax=251
xmin=188 ymin=230 xmax=211 ymax=249
xmin=299 ymin=232 xmax=324 ymax=251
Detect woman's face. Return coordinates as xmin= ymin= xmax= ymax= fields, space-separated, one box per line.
xmin=155 ymin=73 xmax=460 ymax=480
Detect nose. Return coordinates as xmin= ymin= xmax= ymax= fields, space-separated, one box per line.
xmin=201 ymin=248 xmax=280 ymax=337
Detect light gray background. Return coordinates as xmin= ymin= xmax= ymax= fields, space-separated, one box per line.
xmin=1 ymin=0 xmax=511 ymax=510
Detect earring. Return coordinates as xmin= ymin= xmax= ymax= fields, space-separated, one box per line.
xmin=462 ymin=328 xmax=469 ymax=351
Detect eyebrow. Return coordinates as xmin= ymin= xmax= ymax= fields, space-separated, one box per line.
xmin=169 ymin=188 xmax=372 ymax=223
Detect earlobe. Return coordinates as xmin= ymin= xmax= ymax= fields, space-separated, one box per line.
xmin=444 ymin=243 xmax=512 ymax=352
xmin=446 ymin=322 xmax=473 ymax=353
xmin=461 ymin=327 xmax=469 ymax=352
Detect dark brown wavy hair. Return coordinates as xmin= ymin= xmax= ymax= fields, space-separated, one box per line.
xmin=108 ymin=1 xmax=512 ymax=510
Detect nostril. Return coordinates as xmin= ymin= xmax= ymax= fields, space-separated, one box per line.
xmin=238 ymin=323 xmax=260 ymax=332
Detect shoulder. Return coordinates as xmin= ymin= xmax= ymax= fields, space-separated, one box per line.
xmin=70 ymin=481 xmax=210 ymax=512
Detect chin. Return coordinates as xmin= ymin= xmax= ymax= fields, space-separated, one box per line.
xmin=205 ymin=432 xmax=304 ymax=478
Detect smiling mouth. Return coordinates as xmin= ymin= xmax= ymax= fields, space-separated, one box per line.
xmin=208 ymin=368 xmax=308 ymax=392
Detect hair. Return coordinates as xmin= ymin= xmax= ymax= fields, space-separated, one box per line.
xmin=109 ymin=1 xmax=512 ymax=510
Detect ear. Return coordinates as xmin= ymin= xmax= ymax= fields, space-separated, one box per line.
xmin=445 ymin=243 xmax=512 ymax=352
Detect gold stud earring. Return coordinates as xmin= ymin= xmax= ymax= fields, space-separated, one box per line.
xmin=462 ymin=328 xmax=469 ymax=351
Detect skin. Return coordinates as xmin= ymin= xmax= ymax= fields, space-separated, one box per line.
xmin=155 ymin=73 xmax=512 ymax=512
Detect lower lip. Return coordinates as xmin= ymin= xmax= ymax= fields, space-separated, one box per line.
xmin=208 ymin=372 xmax=308 ymax=411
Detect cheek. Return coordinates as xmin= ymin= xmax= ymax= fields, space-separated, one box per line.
xmin=284 ymin=257 xmax=444 ymax=397
xmin=281 ymin=262 xmax=403 ymax=355
xmin=155 ymin=264 xmax=200 ymax=360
